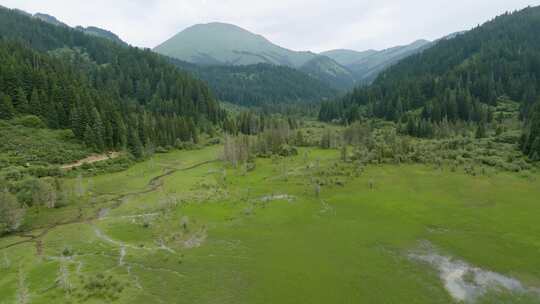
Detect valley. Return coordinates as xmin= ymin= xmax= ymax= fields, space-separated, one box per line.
xmin=1 ymin=2 xmax=540 ymax=304
xmin=2 ymin=143 xmax=540 ymax=303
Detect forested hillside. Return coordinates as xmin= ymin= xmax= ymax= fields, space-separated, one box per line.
xmin=299 ymin=56 xmax=356 ymax=91
xmin=0 ymin=7 xmax=224 ymax=158
xmin=319 ymin=6 xmax=540 ymax=158
xmin=173 ymin=61 xmax=338 ymax=107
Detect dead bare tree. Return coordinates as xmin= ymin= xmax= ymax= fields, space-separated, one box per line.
xmin=75 ymin=174 xmax=85 ymax=198
xmin=2 ymin=252 xmax=10 ymax=269
xmin=56 ymin=259 xmax=72 ymax=293
xmin=17 ymin=267 xmax=30 ymax=304
xmin=0 ymin=189 xmax=25 ymax=233
xmin=180 ymin=216 xmax=190 ymax=232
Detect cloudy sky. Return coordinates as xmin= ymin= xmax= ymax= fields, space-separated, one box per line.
xmin=1 ymin=0 xmax=538 ymax=52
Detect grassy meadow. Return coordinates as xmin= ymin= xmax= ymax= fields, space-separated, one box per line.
xmin=1 ymin=145 xmax=539 ymax=303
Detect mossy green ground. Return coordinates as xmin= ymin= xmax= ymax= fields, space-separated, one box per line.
xmin=1 ymin=146 xmax=539 ymax=303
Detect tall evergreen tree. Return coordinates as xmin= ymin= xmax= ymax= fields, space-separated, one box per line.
xmin=0 ymin=94 xmax=15 ymax=119
xmin=28 ymin=89 xmax=40 ymax=116
xmin=13 ymin=87 xmax=28 ymax=113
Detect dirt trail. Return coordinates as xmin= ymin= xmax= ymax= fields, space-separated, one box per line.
xmin=0 ymin=158 xmax=218 ymax=251
xmin=61 ymin=152 xmax=122 ymax=169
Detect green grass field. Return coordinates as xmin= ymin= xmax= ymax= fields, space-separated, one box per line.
xmin=1 ymin=145 xmax=539 ymax=303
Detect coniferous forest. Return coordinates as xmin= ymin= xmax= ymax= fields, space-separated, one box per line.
xmin=0 ymin=8 xmax=224 ymax=158
xmin=173 ymin=61 xmax=338 ymax=107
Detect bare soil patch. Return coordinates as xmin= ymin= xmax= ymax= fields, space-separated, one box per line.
xmin=61 ymin=152 xmax=122 ymax=169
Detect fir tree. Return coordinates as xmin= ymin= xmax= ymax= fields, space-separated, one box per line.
xmin=28 ymin=88 xmax=40 ymax=116
xmin=13 ymin=87 xmax=28 ymax=113
xmin=475 ymin=123 xmax=487 ymax=139
xmin=0 ymin=94 xmax=15 ymax=119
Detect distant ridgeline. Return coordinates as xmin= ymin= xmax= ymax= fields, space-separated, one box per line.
xmin=154 ymin=22 xmax=431 ymax=98
xmin=0 ymin=7 xmax=225 ymax=158
xmin=319 ymin=6 xmax=540 ymax=158
xmin=33 ymin=12 xmax=127 ymax=45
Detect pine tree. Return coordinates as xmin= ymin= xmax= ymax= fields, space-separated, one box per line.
xmin=13 ymin=87 xmax=28 ymax=113
xmin=127 ymin=127 xmax=144 ymax=158
xmin=0 ymin=94 xmax=15 ymax=119
xmin=70 ymin=107 xmax=84 ymax=139
xmin=83 ymin=124 xmax=96 ymax=151
xmin=115 ymin=116 xmax=128 ymax=149
xmin=475 ymin=123 xmax=487 ymax=139
xmin=90 ymin=108 xmax=105 ymax=151
xmin=28 ymin=88 xmax=40 ymax=116
xmin=45 ymin=102 xmax=59 ymax=129
xmin=529 ymin=137 xmax=540 ymax=159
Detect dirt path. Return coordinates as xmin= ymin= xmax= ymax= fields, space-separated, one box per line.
xmin=61 ymin=152 xmax=122 ymax=169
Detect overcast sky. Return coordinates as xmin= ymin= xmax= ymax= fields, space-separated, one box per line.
xmin=1 ymin=0 xmax=538 ymax=52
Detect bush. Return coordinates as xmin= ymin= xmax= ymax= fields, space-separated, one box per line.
xmin=207 ymin=137 xmax=221 ymax=145
xmin=175 ymin=140 xmax=198 ymax=150
xmin=12 ymin=115 xmax=46 ymax=129
xmin=155 ymin=146 xmax=169 ymax=154
xmin=278 ymin=144 xmax=298 ymax=157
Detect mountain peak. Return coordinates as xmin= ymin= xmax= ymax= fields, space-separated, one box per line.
xmin=33 ymin=13 xmax=69 ymax=27
xmin=154 ymin=22 xmax=314 ymax=67
xmin=189 ymin=22 xmax=252 ymax=31
xmin=76 ymin=26 xmax=127 ymax=45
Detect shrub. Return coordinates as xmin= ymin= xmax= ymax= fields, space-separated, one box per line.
xmin=12 ymin=115 xmax=46 ymax=129
xmin=278 ymin=144 xmax=298 ymax=157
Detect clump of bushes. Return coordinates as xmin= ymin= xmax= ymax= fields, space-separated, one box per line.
xmin=76 ymin=273 xmax=125 ymax=301
xmin=11 ymin=115 xmax=47 ymax=129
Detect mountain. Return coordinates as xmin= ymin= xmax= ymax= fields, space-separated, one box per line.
xmin=75 ymin=26 xmax=127 ymax=45
xmin=320 ymin=49 xmax=377 ymax=66
xmin=33 ymin=13 xmax=68 ymax=27
xmin=299 ymin=56 xmax=356 ymax=91
xmin=154 ymin=22 xmax=354 ymax=90
xmin=154 ymin=22 xmax=435 ymax=91
xmin=322 ymin=40 xmax=432 ymax=84
xmin=154 ymin=22 xmax=317 ymax=67
xmin=0 ymin=6 xmax=223 ymax=156
xmin=319 ymin=5 xmax=540 ymax=149
xmin=11 ymin=9 xmax=129 ymax=45
xmin=154 ymin=22 xmax=342 ymax=105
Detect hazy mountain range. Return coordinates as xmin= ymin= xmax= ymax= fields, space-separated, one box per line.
xmin=14 ymin=8 xmax=436 ymax=91
xmin=322 ymin=40 xmax=432 ymax=83
xmin=11 ymin=7 xmax=447 ymax=100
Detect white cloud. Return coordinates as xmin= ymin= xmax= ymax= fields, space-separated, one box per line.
xmin=1 ymin=0 xmax=538 ymax=52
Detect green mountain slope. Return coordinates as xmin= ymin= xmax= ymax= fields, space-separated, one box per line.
xmin=154 ymin=22 xmax=316 ymax=67
xmin=154 ymin=22 xmax=354 ymax=91
xmin=33 ymin=13 xmax=68 ymax=27
xmin=320 ymin=49 xmax=377 ymax=66
xmin=299 ymin=56 xmax=356 ymax=91
xmin=76 ymin=26 xmax=127 ymax=45
xmin=29 ymin=11 xmax=128 ymax=45
xmin=322 ymin=40 xmax=432 ymax=84
xmin=0 ymin=7 xmax=223 ymax=157
xmin=319 ymin=5 xmax=540 ymax=155
xmin=173 ymin=61 xmax=338 ymax=107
